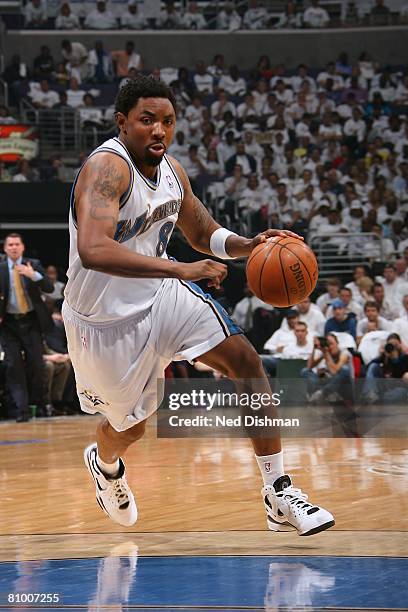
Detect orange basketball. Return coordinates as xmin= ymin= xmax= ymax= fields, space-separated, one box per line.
xmin=246 ymin=237 xmax=318 ymax=307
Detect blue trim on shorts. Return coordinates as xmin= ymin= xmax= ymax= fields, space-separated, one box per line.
xmin=185 ymin=280 xmax=243 ymax=337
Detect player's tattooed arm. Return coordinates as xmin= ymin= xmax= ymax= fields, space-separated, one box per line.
xmin=77 ymin=153 xmax=129 ymax=235
xmin=73 ymin=151 xmax=224 ymax=282
xmin=87 ymin=161 xmax=125 ymax=232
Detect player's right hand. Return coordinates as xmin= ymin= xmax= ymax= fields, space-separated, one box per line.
xmin=178 ymin=260 xmax=228 ymax=289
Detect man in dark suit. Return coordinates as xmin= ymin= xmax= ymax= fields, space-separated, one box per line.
xmin=0 ymin=233 xmax=54 ymax=421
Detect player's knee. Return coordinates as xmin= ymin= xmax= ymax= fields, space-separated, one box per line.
xmin=227 ymin=345 xmax=264 ymax=379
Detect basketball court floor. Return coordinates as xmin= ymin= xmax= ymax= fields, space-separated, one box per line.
xmin=0 ymin=415 xmax=407 ymax=611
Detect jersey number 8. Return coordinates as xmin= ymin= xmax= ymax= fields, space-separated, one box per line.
xmin=156 ymin=221 xmax=174 ymax=257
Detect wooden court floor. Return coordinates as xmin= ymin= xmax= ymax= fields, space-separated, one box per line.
xmin=0 ymin=415 xmax=407 ymax=610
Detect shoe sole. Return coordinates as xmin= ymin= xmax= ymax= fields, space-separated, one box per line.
xmin=267 ymin=514 xmax=335 ymax=536
xmin=299 ymin=519 xmax=335 ymax=536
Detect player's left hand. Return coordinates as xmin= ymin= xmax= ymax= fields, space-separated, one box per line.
xmin=15 ymin=261 xmax=36 ymax=280
xmin=249 ymin=229 xmax=303 ymax=250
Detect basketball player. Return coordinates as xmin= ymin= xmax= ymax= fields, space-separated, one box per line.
xmin=63 ymin=76 xmax=334 ymax=536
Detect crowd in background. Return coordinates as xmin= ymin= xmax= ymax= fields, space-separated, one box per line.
xmin=18 ymin=0 xmax=408 ymax=31
xmin=2 ymin=43 xmax=408 ymax=260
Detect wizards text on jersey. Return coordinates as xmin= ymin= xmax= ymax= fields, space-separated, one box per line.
xmin=114 ymin=199 xmax=182 ymax=243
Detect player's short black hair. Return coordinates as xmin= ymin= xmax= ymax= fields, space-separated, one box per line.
xmin=115 ymin=75 xmax=177 ymax=116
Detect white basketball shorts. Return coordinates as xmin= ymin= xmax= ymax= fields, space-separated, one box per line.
xmin=62 ymin=277 xmax=242 ymax=431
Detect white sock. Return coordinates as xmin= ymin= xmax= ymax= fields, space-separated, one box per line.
xmin=96 ymin=452 xmax=120 ymax=478
xmin=255 ymin=451 xmax=285 ymax=486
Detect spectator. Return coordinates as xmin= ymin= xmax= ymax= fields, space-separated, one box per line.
xmin=0 ymin=233 xmax=54 ymax=421
xmin=112 ymin=41 xmax=143 ymax=78
xmin=55 ymin=3 xmax=80 ymax=29
xmin=316 ymin=277 xmax=342 ymax=314
xmin=66 ymin=77 xmax=86 ymax=108
xmin=79 ymin=93 xmax=104 ymax=129
xmin=218 ymin=65 xmax=247 ymax=97
xmin=243 ymin=0 xmax=269 ymax=29
xmin=356 ymin=301 xmax=392 ymax=341
xmin=281 ymin=321 xmax=313 ymax=359
xmin=232 ymin=283 xmax=273 ymax=331
xmin=182 ymin=2 xmax=207 ymax=29
xmin=29 ymin=80 xmax=59 ymax=108
xmin=275 ymin=1 xmax=302 ymax=28
xmin=87 ymin=41 xmax=114 ymax=83
xmin=345 ymin=265 xmax=371 ymax=302
xmin=43 ymin=346 xmax=71 ymax=415
xmin=303 ymin=0 xmax=330 ymax=28
xmin=223 ymin=164 xmax=247 ymax=215
xmin=33 ymin=46 xmax=55 ymax=81
xmin=263 ymin=309 xmax=299 ymax=354
xmin=324 ymin=298 xmax=357 ymax=338
xmin=302 ymin=333 xmax=353 ymax=404
xmin=184 ymin=145 xmax=205 ymax=194
xmin=335 ymin=52 xmax=352 ymax=77
xmin=369 ymin=0 xmax=392 ymax=25
xmin=159 ymin=1 xmax=181 ymax=29
xmin=371 ymin=281 xmax=399 ymax=320
xmin=208 ymin=54 xmax=226 ymax=79
xmin=193 ymin=61 xmax=214 ymax=95
xmin=262 ymin=318 xmax=311 ymax=377
xmin=341 ymin=1 xmax=363 ymax=25
xmin=325 ymin=287 xmax=363 ymax=319
xmin=317 ymin=62 xmax=344 ymax=91
xmin=120 ymin=1 xmax=146 ymax=29
xmin=61 ymin=40 xmax=88 ymax=68
xmin=211 ymin=91 xmax=236 ymax=122
xmin=238 ymin=174 xmax=269 ymax=230
xmin=12 ymin=160 xmax=38 ymax=183
xmin=24 ymin=0 xmax=47 ymax=28
xmin=391 ymin=294 xmax=408 ymax=345
xmin=2 ymin=54 xmax=28 ymax=106
xmin=344 ymin=107 xmax=366 ymax=143
xmin=217 ymin=3 xmax=242 ymax=30
xmin=381 ymin=263 xmax=408 ymax=305
xmin=285 ymin=297 xmax=326 ymax=335
xmin=225 ymin=141 xmax=257 ymax=176
xmin=84 ymin=1 xmax=118 ymax=29
xmin=168 ymin=130 xmax=189 ymax=164
xmin=361 ymin=333 xmax=408 ymax=404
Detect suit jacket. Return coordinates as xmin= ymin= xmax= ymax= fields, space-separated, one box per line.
xmin=0 ymin=258 xmax=54 ymax=332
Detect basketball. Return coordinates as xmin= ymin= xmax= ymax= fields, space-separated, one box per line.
xmin=246 ymin=237 xmax=318 ymax=307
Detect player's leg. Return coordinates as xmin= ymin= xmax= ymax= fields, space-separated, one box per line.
xmin=83 ymin=419 xmax=147 ymax=528
xmin=96 ymin=417 xmax=146 ymax=466
xmin=197 ymin=334 xmax=335 ymax=536
xmin=62 ymin=301 xmax=158 ymax=527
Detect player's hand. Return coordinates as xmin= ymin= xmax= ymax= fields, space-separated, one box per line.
xmin=250 ymin=229 xmax=304 ymax=250
xmin=15 ymin=261 xmax=36 ymax=280
xmin=178 ymin=260 xmax=228 ymax=289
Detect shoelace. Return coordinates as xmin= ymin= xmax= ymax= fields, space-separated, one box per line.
xmin=278 ymin=485 xmax=314 ymax=511
xmin=112 ymin=479 xmax=129 ymax=505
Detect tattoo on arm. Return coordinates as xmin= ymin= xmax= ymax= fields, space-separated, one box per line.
xmin=192 ymin=196 xmax=213 ymax=233
xmin=87 ymin=161 xmax=124 ymax=231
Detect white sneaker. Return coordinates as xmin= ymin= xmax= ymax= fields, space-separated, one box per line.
xmin=84 ymin=443 xmax=137 ymax=527
xmin=262 ymin=475 xmax=335 ymax=536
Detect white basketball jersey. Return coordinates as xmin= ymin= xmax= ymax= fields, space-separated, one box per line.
xmin=65 ymin=137 xmax=183 ymax=322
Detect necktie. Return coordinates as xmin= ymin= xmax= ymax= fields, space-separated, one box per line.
xmin=13 ymin=266 xmax=29 ymax=314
